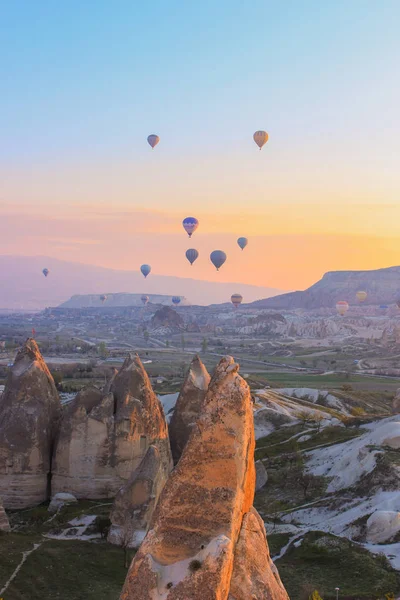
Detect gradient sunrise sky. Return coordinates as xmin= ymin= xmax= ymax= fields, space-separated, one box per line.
xmin=0 ymin=1 xmax=399 ymax=292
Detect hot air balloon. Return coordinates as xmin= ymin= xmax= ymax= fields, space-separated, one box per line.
xmin=100 ymin=295 xmax=107 ymax=303
xmin=231 ymin=293 xmax=243 ymax=308
xmin=172 ymin=296 xmax=181 ymax=306
xmin=140 ymin=264 xmax=151 ymax=278
xmin=42 ymin=268 xmax=49 ymax=277
xmin=253 ymin=130 xmax=269 ymax=150
xmin=237 ymin=237 xmax=248 ymax=250
xmin=356 ymin=291 xmax=367 ymax=303
xmin=185 ymin=248 xmax=199 ymax=266
xmin=210 ymin=250 xmax=227 ymax=271
xmin=182 ymin=217 xmax=199 ymax=238
xmin=141 ymin=295 xmax=149 ymax=306
xmin=147 ymin=134 xmax=160 ymax=149
xmin=336 ymin=301 xmax=349 ymax=316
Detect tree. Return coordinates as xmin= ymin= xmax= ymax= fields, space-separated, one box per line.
xmin=295 ymin=410 xmax=312 ymax=429
xmin=310 ymin=412 xmax=324 ymax=433
xmin=166 ymin=340 xmax=170 ymax=348
xmin=98 ymin=341 xmax=109 ymax=359
xmin=181 ymin=334 xmax=186 ymax=351
xmin=201 ymin=338 xmax=208 ymax=353
xmin=143 ymin=329 xmax=149 ymax=342
xmin=309 ymin=591 xmax=323 ymax=600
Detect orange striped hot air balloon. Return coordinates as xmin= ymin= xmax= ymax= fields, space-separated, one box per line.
xmin=253 ymin=130 xmax=269 ymax=150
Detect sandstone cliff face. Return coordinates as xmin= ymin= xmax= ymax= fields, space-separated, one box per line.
xmin=0 ymin=497 xmax=11 ymax=532
xmin=228 ymin=508 xmax=288 ymax=599
xmin=108 ymin=445 xmax=169 ymax=549
xmin=0 ymin=339 xmax=61 ymax=509
xmin=169 ymin=355 xmax=210 ymax=463
xmin=121 ymin=356 xmax=288 ymax=600
xmin=52 ymin=354 xmax=172 ymax=498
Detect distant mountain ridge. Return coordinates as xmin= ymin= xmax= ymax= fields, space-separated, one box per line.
xmin=249 ymin=266 xmax=400 ymax=310
xmin=60 ymin=293 xmax=190 ymax=308
xmin=0 ymin=255 xmax=281 ymax=310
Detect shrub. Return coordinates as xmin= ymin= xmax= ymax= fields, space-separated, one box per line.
xmin=351 ymin=406 xmax=366 ymax=416
xmin=188 ymin=559 xmax=202 ymax=573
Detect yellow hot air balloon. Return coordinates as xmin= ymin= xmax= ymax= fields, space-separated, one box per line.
xmin=253 ymin=130 xmax=269 ymax=150
xmin=356 ymin=291 xmax=367 ymax=303
xmin=336 ymin=301 xmax=349 ymax=316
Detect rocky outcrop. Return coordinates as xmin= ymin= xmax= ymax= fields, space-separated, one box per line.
xmin=48 ymin=492 xmax=78 ymax=513
xmin=52 ymin=354 xmax=172 ymax=498
xmin=120 ymin=356 xmax=288 ymax=600
xmin=0 ymin=498 xmax=11 ymax=532
xmin=108 ymin=445 xmax=169 ymax=549
xmin=228 ymin=507 xmax=288 ymax=599
xmin=0 ymin=339 xmax=61 ymax=509
xmin=150 ymin=306 xmax=184 ymax=332
xmin=169 ymin=356 xmax=210 ymax=463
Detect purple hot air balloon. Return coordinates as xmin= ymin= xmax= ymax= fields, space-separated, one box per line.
xmin=182 ymin=217 xmax=199 ymax=238
xmin=210 ymin=250 xmax=227 ymax=271
xmin=42 ymin=268 xmax=49 ymax=277
xmin=172 ymin=296 xmax=181 ymax=306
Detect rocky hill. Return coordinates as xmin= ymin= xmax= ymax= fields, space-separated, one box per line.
xmin=150 ymin=305 xmax=184 ymax=333
xmin=250 ymin=265 xmax=400 ymax=310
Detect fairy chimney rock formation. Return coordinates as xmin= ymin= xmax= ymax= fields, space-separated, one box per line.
xmin=52 ymin=354 xmax=172 ymax=498
xmin=108 ymin=445 xmax=169 ymax=549
xmin=169 ymin=355 xmax=210 ymax=462
xmin=120 ymin=355 xmax=288 ymax=600
xmin=0 ymin=339 xmax=61 ymax=509
xmin=0 ymin=498 xmax=11 ymax=532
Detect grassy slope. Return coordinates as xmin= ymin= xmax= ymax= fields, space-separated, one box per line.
xmin=2 ymin=537 xmax=129 ymax=600
xmin=1 ymin=501 xmax=134 ymax=600
xmin=276 ymin=532 xmax=400 ymax=600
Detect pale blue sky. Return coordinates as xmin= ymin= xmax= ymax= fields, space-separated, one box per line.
xmin=1 ymin=0 xmax=399 ymax=163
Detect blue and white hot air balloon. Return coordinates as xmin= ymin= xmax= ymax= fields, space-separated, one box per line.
xmin=172 ymin=296 xmax=181 ymax=306
xmin=210 ymin=250 xmax=227 ymax=271
xmin=140 ymin=264 xmax=151 ymax=278
xmin=182 ymin=217 xmax=199 ymax=238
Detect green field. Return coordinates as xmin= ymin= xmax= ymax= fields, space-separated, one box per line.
xmin=251 ymin=371 xmax=400 ymax=392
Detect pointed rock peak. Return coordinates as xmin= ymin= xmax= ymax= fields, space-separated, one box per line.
xmin=15 ymin=338 xmax=42 ymax=361
xmin=10 ymin=337 xmax=54 ymax=382
xmin=187 ymin=355 xmax=210 ymax=391
xmin=203 ymin=355 xmax=241 ymax=405
xmin=119 ymin=352 xmax=146 ymax=374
